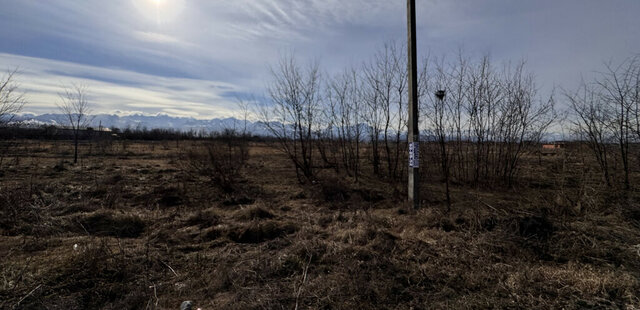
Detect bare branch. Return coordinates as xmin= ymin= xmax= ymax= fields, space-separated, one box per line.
xmin=0 ymin=68 xmax=27 ymax=125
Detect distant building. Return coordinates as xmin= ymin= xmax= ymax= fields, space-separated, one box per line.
xmin=541 ymin=141 xmax=566 ymax=155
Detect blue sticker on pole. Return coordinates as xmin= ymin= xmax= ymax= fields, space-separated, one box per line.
xmin=409 ymin=142 xmax=419 ymax=168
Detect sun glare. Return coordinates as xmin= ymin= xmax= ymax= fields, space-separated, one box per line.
xmin=133 ymin=0 xmax=184 ymax=25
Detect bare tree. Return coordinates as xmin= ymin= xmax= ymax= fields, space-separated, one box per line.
xmin=235 ymin=96 xmax=253 ymax=137
xmin=632 ymin=58 xmax=640 ymax=142
xmin=361 ymin=42 xmax=407 ymax=179
xmin=447 ymin=52 xmax=470 ymax=183
xmin=465 ymin=55 xmax=502 ymax=184
xmin=260 ymin=53 xmax=322 ymax=182
xmin=566 ymin=82 xmax=613 ymax=186
xmin=631 ymin=58 xmax=640 ymax=180
xmin=597 ymin=57 xmax=639 ymax=189
xmin=419 ymin=55 xmax=554 ymax=188
xmin=327 ymin=67 xmax=363 ymax=180
xmin=498 ymin=61 xmax=556 ymax=185
xmin=0 ymin=69 xmax=26 ymax=125
xmin=565 ymin=56 xmax=640 ymax=189
xmin=425 ymin=58 xmax=453 ymax=209
xmin=361 ymin=65 xmax=383 ymax=176
xmin=362 ymin=45 xmax=392 ymax=177
xmin=58 ymin=84 xmax=92 ymax=164
xmin=391 ymin=44 xmax=409 ymax=180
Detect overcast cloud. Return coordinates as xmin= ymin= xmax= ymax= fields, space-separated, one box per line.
xmin=1 ymin=0 xmax=638 ymax=118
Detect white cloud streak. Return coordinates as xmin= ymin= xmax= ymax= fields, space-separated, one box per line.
xmin=0 ymin=0 xmax=639 ymax=117
xmin=0 ymin=53 xmax=241 ymax=119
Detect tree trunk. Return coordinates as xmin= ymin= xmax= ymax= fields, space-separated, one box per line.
xmin=74 ymin=131 xmax=79 ymax=164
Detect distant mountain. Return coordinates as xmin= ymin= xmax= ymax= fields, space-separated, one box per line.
xmin=12 ymin=113 xmax=272 ymax=136
xmin=10 ymin=113 xmax=569 ymax=142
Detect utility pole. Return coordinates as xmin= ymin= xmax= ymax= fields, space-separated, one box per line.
xmin=407 ymin=0 xmax=420 ymax=209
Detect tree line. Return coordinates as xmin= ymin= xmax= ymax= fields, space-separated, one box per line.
xmin=1 ymin=48 xmax=639 ymax=190
xmin=258 ymin=44 xmax=639 ymax=192
xmin=259 ymin=44 xmax=557 ymax=188
xmin=565 ymin=56 xmax=640 ymax=190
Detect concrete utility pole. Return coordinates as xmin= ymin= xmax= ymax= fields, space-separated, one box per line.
xmin=407 ymin=0 xmax=420 ymax=209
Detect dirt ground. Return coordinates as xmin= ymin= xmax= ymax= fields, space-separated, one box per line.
xmin=1 ymin=139 xmax=639 ymax=309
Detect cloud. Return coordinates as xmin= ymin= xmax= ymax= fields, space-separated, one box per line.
xmin=0 ymin=0 xmax=639 ymax=117
xmin=0 ymin=53 xmax=241 ymax=119
xmin=132 ymin=31 xmax=184 ymax=45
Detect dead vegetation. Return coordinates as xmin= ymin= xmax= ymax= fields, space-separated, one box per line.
xmin=179 ymin=133 xmax=249 ymax=193
xmin=0 ymin=140 xmax=639 ymax=309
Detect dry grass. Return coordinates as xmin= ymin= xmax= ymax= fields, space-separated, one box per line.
xmin=0 ymin=140 xmax=639 ymax=309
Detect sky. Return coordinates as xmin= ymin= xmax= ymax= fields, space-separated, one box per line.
xmin=0 ymin=0 xmax=639 ymax=119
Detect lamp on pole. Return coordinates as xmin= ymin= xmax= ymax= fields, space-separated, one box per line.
xmin=407 ymin=0 xmax=420 ymax=209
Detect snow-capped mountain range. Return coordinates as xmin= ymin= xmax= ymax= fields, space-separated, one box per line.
xmin=8 ymin=113 xmax=568 ymax=142
xmin=11 ymin=113 xmax=268 ymax=135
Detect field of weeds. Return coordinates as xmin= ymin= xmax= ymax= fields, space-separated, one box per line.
xmin=1 ymin=140 xmax=639 ymax=309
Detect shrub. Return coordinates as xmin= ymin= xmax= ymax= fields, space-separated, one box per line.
xmin=181 ymin=134 xmax=249 ymax=192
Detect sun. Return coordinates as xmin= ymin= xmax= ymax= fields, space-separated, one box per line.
xmin=149 ymin=0 xmax=167 ymax=25
xmin=133 ymin=0 xmax=184 ymax=25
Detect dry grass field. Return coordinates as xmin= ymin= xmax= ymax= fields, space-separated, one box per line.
xmin=1 ymin=139 xmax=639 ymax=309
